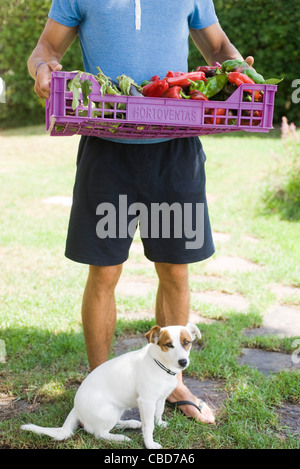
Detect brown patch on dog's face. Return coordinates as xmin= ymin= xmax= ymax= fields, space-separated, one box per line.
xmin=180 ymin=329 xmax=192 ymax=351
xmin=157 ymin=329 xmax=174 ymax=352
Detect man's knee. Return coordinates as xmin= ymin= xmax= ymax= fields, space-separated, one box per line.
xmin=155 ymin=263 xmax=189 ymax=289
xmin=88 ymin=264 xmax=123 ymax=290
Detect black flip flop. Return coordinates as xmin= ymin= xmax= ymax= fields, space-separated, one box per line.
xmin=166 ymin=399 xmax=204 ymax=414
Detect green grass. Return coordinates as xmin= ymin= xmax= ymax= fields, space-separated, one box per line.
xmin=0 ymin=126 xmax=299 ymax=449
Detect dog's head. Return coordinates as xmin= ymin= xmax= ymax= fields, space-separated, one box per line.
xmin=145 ymin=323 xmax=201 ymax=374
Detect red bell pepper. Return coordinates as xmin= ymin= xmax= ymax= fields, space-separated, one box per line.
xmin=189 ymin=89 xmax=209 ymax=101
xmin=196 ymin=65 xmax=220 ymax=73
xmin=165 ymin=71 xmax=206 ymax=87
xmin=142 ymin=80 xmax=169 ymax=97
xmin=228 ymin=72 xmax=255 ymax=87
xmin=149 ymin=75 xmax=160 ymax=81
xmin=204 ymin=109 xmax=214 ymax=125
xmin=254 ymin=91 xmax=263 ymax=101
xmin=252 ymin=110 xmax=262 ymax=126
xmin=161 ymin=86 xmax=183 ymax=99
xmin=204 ymin=108 xmax=226 ymax=125
xmin=215 ymin=108 xmax=226 ymax=124
xmin=165 ymin=70 xmax=184 ymax=78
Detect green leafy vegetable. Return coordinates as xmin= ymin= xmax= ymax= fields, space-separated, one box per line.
xmin=117 ymin=74 xmax=140 ymax=95
xmin=264 ymin=77 xmax=284 ymax=85
xmin=68 ymin=72 xmax=92 ymax=110
xmin=81 ymin=78 xmax=93 ymax=106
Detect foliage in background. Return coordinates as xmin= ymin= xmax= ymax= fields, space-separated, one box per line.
xmin=0 ymin=0 xmax=299 ymax=128
xmin=0 ymin=0 xmax=83 ymax=128
xmin=262 ymin=117 xmax=300 ymax=220
xmin=189 ymin=0 xmax=300 ymax=125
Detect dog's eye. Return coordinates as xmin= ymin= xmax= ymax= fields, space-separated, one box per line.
xmin=183 ymin=340 xmax=191 ymax=347
xmin=165 ymin=342 xmax=174 ymax=348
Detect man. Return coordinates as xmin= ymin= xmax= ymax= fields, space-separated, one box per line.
xmin=28 ymin=0 xmax=253 ymax=424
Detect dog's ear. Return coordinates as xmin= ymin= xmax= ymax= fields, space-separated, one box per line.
xmin=145 ymin=325 xmax=161 ymax=344
xmin=186 ymin=323 xmax=201 ymax=341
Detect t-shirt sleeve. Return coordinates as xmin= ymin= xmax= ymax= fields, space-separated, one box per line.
xmin=48 ymin=0 xmax=82 ymax=27
xmin=189 ymin=0 xmax=218 ymax=29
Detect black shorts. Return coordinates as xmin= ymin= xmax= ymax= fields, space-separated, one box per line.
xmin=65 ymin=136 xmax=215 ymax=266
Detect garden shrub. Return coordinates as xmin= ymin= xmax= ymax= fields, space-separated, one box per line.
xmin=0 ymin=0 xmax=82 ymax=128
xmin=189 ymin=0 xmax=300 ymax=125
xmin=262 ymin=117 xmax=300 ymax=220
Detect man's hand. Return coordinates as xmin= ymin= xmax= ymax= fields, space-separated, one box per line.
xmin=28 ymin=19 xmax=77 ymax=99
xmin=34 ymin=61 xmax=62 ymax=99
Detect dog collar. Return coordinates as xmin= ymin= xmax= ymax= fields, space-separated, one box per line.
xmin=154 ymin=359 xmax=177 ymax=376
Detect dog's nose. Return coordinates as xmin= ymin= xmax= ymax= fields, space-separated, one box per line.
xmin=178 ymin=359 xmax=188 ymax=368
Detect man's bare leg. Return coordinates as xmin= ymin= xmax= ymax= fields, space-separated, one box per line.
xmin=81 ymin=264 xmax=123 ymax=371
xmin=154 ymin=262 xmax=215 ymax=424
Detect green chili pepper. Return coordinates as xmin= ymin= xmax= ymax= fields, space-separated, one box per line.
xmin=242 ymin=68 xmax=265 ymax=84
xmin=139 ymin=80 xmax=151 ymax=87
xmin=203 ymin=74 xmax=228 ymax=98
xmin=221 ymin=59 xmax=244 ymax=72
xmin=188 ymin=79 xmax=206 ymax=92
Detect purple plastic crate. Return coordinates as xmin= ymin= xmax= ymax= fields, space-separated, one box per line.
xmin=46 ymin=71 xmax=277 ymax=139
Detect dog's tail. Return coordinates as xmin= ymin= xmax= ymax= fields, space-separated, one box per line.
xmin=21 ymin=408 xmax=79 ymax=441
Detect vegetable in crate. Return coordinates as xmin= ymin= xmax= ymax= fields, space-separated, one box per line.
xmin=189 ymin=80 xmax=206 ymax=93
xmin=165 ymin=71 xmax=206 ymax=87
xmin=165 ymin=70 xmax=185 ymax=78
xmin=196 ymin=63 xmax=221 ymax=78
xmin=117 ymin=74 xmax=143 ymax=96
xmin=221 ymin=59 xmax=246 ymax=72
xmin=227 ymin=72 xmax=255 ymax=87
xmin=149 ymin=75 xmax=160 ymax=81
xmin=204 ymin=108 xmax=226 ymax=125
xmin=161 ymin=86 xmax=183 ymax=99
xmin=68 ymin=72 xmax=93 ymax=111
xmin=189 ymin=73 xmax=228 ymax=99
xmin=242 ymin=68 xmax=265 ymax=84
xmin=203 ymin=74 xmax=228 ymax=98
xmin=189 ymin=90 xmax=208 ymax=101
xmin=142 ymin=80 xmax=169 ymax=97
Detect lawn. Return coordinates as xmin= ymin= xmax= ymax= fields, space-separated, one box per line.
xmin=0 ymin=126 xmax=299 ymax=449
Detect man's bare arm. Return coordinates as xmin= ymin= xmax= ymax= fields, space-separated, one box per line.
xmin=190 ymin=23 xmax=254 ymax=67
xmin=28 ymin=19 xmax=78 ymax=99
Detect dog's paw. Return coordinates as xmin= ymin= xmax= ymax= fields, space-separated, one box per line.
xmin=145 ymin=441 xmax=162 ymax=450
xmin=155 ymin=420 xmax=168 ymax=428
xmin=116 ymin=419 xmax=142 ymax=430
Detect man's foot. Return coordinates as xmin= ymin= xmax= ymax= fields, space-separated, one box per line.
xmin=167 ymin=378 xmax=215 ymax=424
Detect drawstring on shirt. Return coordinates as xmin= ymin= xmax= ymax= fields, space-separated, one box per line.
xmin=134 ymin=0 xmax=141 ymax=30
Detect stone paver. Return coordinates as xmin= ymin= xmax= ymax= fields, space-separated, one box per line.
xmin=206 ymin=256 xmax=262 ymax=273
xmin=270 ymin=284 xmax=300 ymax=301
xmin=245 ymin=305 xmax=300 ymax=338
xmin=238 ymin=348 xmax=300 ymax=375
xmin=192 ymin=290 xmax=249 ymax=312
xmin=277 ymin=404 xmax=300 ymax=437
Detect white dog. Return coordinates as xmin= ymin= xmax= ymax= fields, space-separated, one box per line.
xmin=21 ymin=323 xmax=201 ymax=449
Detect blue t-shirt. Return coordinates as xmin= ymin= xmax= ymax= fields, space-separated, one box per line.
xmin=48 ymin=0 xmax=218 ymax=143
